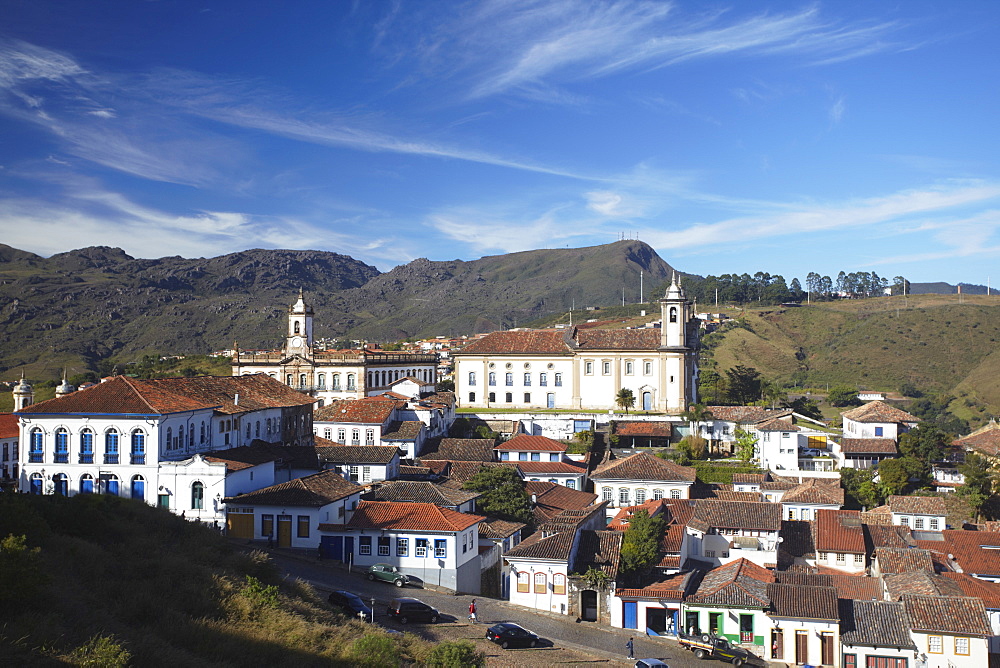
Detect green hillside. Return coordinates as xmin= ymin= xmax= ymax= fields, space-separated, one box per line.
xmin=0 ymin=493 xmax=440 ymax=666
xmin=702 ymin=294 xmax=1000 ymax=418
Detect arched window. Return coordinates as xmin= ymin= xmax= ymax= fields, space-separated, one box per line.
xmin=670 ymin=489 xmax=681 ymax=499
xmin=317 ymin=373 xmax=326 ymax=389
xmin=469 ymin=392 xmax=476 ymax=403
xmin=131 ymin=431 xmax=145 ymax=465
xmin=293 ymin=320 xmax=300 ymax=334
xmin=246 ymin=422 xmax=251 ymax=439
xmin=365 ymin=429 xmax=375 ymax=445
xmin=191 ymin=481 xmax=204 ymax=510
xmin=105 ymin=429 xmax=119 ymax=464
xmin=652 ymin=489 xmax=664 ymax=500
xmin=669 ymin=307 xmax=677 ymax=323
xmin=351 ymin=429 xmax=360 ymax=445
xmin=286 ymin=373 xmax=293 ymax=385
xmin=333 ymin=374 xmax=341 ymax=391
xmin=105 ymin=474 xmax=120 ymax=496
xmin=53 ymin=473 xmax=68 ymax=496
xmin=255 ymin=421 xmax=260 ymax=437
xmin=299 ymin=373 xmax=306 ymax=388
xmin=200 ymin=422 xmax=206 ymax=443
xmin=131 ymin=475 xmax=145 ymax=500
xmin=177 ymin=425 xmax=184 ymax=449
xmin=553 ymin=573 xmax=566 ymax=595
xmin=189 ymin=428 xmax=194 ymax=447
xmin=80 ymin=428 xmax=95 ymax=463
xmin=166 ymin=427 xmax=172 ymax=450
xmin=602 ymin=487 xmax=613 ymax=502
xmin=346 ymin=374 xmax=356 ymax=391
xmin=80 ymin=474 xmax=95 ymax=494
xmin=30 ymin=472 xmax=43 ymax=495
xmin=54 ymin=428 xmax=69 ymax=463
xmin=619 ymin=488 xmax=630 ymax=506
xmin=517 ymin=571 xmax=530 ymax=593
xmin=635 ymin=488 xmax=647 ymax=504
xmin=534 ymin=572 xmax=547 ymax=594
xmin=29 ymin=428 xmax=44 ymax=463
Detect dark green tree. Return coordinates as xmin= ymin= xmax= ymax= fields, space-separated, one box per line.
xmin=783 ymin=396 xmax=823 ymax=421
xmin=957 ymin=453 xmax=994 ymax=522
xmin=615 ymin=388 xmax=635 ymax=414
xmin=877 ymin=457 xmax=928 ymax=498
xmin=619 ymin=509 xmax=665 ymax=575
xmin=898 ymin=425 xmax=948 ymax=464
xmin=841 ymin=468 xmax=879 ymax=510
xmin=725 ymin=365 xmax=762 ymax=405
xmin=733 ymin=428 xmax=759 ymax=465
xmin=0 ymin=534 xmax=47 ymax=611
xmin=827 ymin=385 xmax=861 ymax=407
xmin=463 ymin=466 xmax=533 ymax=524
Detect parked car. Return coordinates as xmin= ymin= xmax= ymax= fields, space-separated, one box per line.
xmin=634 ymin=661 xmax=669 ymax=668
xmin=485 ymin=622 xmax=539 ymax=649
xmin=367 ymin=563 xmax=409 ymax=587
xmin=328 ymin=590 xmax=373 ymax=620
xmin=800 ymin=448 xmax=822 ymax=457
xmin=386 ymin=597 xmax=439 ymax=624
xmin=678 ymin=633 xmax=756 ymax=666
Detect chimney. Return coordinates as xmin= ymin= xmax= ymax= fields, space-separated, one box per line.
xmin=234 ymin=393 xmax=239 ymax=406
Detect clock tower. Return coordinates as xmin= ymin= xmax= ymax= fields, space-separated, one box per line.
xmin=286 ymin=289 xmax=314 ymax=358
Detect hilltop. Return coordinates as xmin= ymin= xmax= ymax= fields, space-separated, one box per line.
xmin=0 ymin=240 xmax=673 ymax=379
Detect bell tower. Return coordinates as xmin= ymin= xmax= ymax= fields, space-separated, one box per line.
xmin=286 ymin=289 xmax=314 ymax=358
xmin=12 ymin=374 xmax=34 ymax=411
xmin=658 ymin=272 xmax=698 ymax=412
xmin=660 ymin=272 xmax=689 ymax=348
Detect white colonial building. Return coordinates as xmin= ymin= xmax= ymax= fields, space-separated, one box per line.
xmin=16 ymin=374 xmax=315 ymax=521
xmin=590 ymin=452 xmax=697 ymax=514
xmin=452 ymin=275 xmax=699 ymax=413
xmin=232 ymin=291 xmax=438 ymax=406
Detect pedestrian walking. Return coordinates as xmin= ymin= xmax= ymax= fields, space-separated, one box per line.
xmin=468 ymin=599 xmax=477 ymax=623
xmin=626 ymin=637 xmax=634 ymax=659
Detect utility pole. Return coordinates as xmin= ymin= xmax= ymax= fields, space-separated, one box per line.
xmin=640 ymin=270 xmax=643 ymax=304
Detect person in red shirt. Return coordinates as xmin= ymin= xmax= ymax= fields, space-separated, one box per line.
xmin=468 ymin=599 xmax=477 ymax=623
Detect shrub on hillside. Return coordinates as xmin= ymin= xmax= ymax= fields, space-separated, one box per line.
xmin=423 ymin=640 xmax=485 ymax=668
xmin=348 ymin=633 xmax=402 ymax=668
xmin=69 ymin=634 xmax=131 ymax=668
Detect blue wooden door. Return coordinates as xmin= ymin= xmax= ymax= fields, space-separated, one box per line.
xmin=131 ymin=479 xmax=144 ymax=499
xmin=106 ymin=479 xmax=119 ymax=496
xmin=642 ymin=392 xmax=652 ymax=410
xmin=547 ymin=393 xmax=555 ymax=408
xmin=344 ymin=536 xmax=354 ymax=564
xmin=624 ymin=601 xmax=638 ymax=629
xmin=323 ymin=536 xmax=343 ymax=561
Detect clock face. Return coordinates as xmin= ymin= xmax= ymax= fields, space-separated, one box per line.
xmin=291 ymin=336 xmax=302 ymax=347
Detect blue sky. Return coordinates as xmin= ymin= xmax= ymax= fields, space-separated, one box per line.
xmin=1 ymin=1 xmax=999 ymax=284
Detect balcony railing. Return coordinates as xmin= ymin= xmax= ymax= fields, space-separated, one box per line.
xmin=79 ymin=454 xmax=94 ymax=464
xmin=131 ymin=455 xmax=146 ymax=465
xmin=104 ymin=454 xmax=120 ymax=464
xmin=54 ymin=453 xmax=68 ymax=463
xmin=29 ymin=453 xmax=43 ymax=463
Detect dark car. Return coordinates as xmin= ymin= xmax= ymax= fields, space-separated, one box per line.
xmin=367 ymin=563 xmax=409 ymax=587
xmin=328 ymin=590 xmax=373 ymax=621
xmin=485 ymin=622 xmax=540 ymax=649
xmin=385 ymin=597 xmax=439 ymax=624
xmin=634 ymin=660 xmax=669 ymax=668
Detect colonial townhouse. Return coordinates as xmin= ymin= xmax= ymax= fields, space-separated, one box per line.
xmin=524 ymin=480 xmax=599 ymax=526
xmin=838 ymin=600 xmax=917 ymax=668
xmin=223 ymin=469 xmax=363 ymax=547
xmin=0 ymin=412 xmax=18 ymax=484
xmin=685 ymin=500 xmax=782 ymax=568
xmin=953 ymin=419 xmax=1000 ymax=466
xmin=362 ymin=480 xmax=480 ymax=514
xmin=453 ymin=275 xmax=699 ymax=413
xmin=901 ymin=595 xmax=992 ymax=668
xmin=324 ymin=500 xmax=486 ymax=594
xmin=393 ymin=388 xmax=455 ymax=441
xmin=680 ymin=558 xmax=774 ymax=649
xmin=379 ymin=420 xmax=427 ymax=460
xmin=752 ymin=419 xmax=837 ymax=473
xmin=497 ymin=434 xmax=586 ymax=488
xmin=868 ymin=495 xmax=948 ymax=531
xmin=841 ymin=401 xmax=920 ymax=441
xmin=766 ymin=582 xmax=839 ymax=667
xmin=591 ymin=451 xmax=696 ymax=513
xmin=780 ymin=479 xmax=844 ymax=521
xmin=420 ymin=438 xmax=497 ymax=463
xmin=503 ymin=504 xmax=617 ymax=619
xmin=313 ymin=397 xmax=403 ymax=448
xmin=613 ymin=572 xmax=693 ymax=636
xmin=316 ymin=443 xmax=401 ymax=483
xmin=940 ymin=572 xmax=1000 ymax=652
xmin=870 ymin=547 xmax=936 ymax=578
xmin=813 ymin=509 xmax=867 ymax=574
xmin=16 ymin=375 xmax=315 ymax=517
xmin=232 ymin=291 xmax=438 ymax=405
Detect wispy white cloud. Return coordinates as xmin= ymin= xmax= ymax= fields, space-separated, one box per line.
xmin=870 ymin=209 xmax=1000 ymax=266
xmin=829 ymin=95 xmax=846 ymax=124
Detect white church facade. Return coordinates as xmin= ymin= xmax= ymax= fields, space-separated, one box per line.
xmin=232 ymin=291 xmax=438 ymax=405
xmin=452 ymin=276 xmax=699 ymax=413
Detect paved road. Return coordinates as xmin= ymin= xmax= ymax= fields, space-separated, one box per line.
xmin=263 ymin=547 xmax=703 ymax=666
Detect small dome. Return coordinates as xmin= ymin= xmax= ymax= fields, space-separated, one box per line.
xmin=56 ymin=378 xmax=75 ymax=395
xmin=664 ymin=272 xmax=685 ymax=300
xmin=13 ymin=376 xmax=32 ymax=394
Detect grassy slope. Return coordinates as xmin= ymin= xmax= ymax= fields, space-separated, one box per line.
xmin=0 ymin=494 xmax=431 ymax=667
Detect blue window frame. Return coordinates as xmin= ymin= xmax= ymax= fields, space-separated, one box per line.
xmin=80 ymin=475 xmax=94 ymax=494
xmin=875 ymin=426 xmax=884 ymax=437
xmin=191 ymin=481 xmax=204 ymax=510
xmin=434 ymin=539 xmax=447 ymax=558
xmin=54 ymin=429 xmax=69 ymax=463
xmin=531 ymin=453 xmax=540 ymax=461
xmin=80 ymin=430 xmax=94 ymax=464
xmin=539 ymin=373 xmax=547 ymax=386
xmin=131 ymin=432 xmax=145 ymax=465
xmin=54 ymin=473 xmax=68 ymax=496
xmin=523 ymin=373 xmax=531 ymax=386
xmin=29 ymin=429 xmax=43 ymax=463
xmin=131 ymin=476 xmax=145 ymax=500
xmin=505 ymin=373 xmax=513 ymax=386
xmin=500 ymin=452 xmax=509 ymax=460
xmin=106 ymin=477 xmax=120 ymax=496
xmin=518 ymin=452 xmax=527 ymax=461
xmin=105 ymin=430 xmax=119 ymax=464
xmin=554 ymin=373 xmax=563 ymax=387
xmin=30 ymin=474 xmax=43 ymax=495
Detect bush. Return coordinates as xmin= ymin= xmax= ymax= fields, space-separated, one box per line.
xmin=242 ymin=575 xmax=279 ymax=611
xmin=423 ymin=640 xmax=485 ymax=668
xmin=69 ymin=634 xmax=131 ymax=667
xmin=0 ymin=534 xmax=47 ymax=611
xmin=349 ymin=633 xmax=402 ymax=668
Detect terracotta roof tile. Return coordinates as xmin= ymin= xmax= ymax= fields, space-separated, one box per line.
xmin=887 ymin=495 xmax=947 ymax=516
xmin=756 ymin=418 xmax=800 ymax=432
xmin=920 ymin=530 xmax=1000 ymax=577
xmin=829 ymin=574 xmax=883 ymax=601
xmin=381 ymin=421 xmax=424 ymax=440
xmin=361 ymin=480 xmax=479 ymax=507
xmin=902 ymin=595 xmax=992 ymax=636
xmin=838 ymin=600 xmax=915 ymax=649
xmin=574 ymin=530 xmax=623 ymax=578
xmin=775 ymin=571 xmax=831 ymax=587
xmin=575 ymin=329 xmax=662 ymax=350
xmin=314 ymin=397 xmax=402 ymax=425
xmin=455 ymin=330 xmax=572 ymax=355
xmin=225 ymin=469 xmax=360 ymax=507
xmin=705 ymin=406 xmax=792 ymax=423
xmin=0 ymin=413 xmax=19 ymax=439
xmin=815 ymin=509 xmax=865 ymax=553
xmin=689 ymin=499 xmax=782 ymax=532
xmin=732 ymin=473 xmax=764 ymax=485
xmin=839 ymin=438 xmax=899 ymax=454
xmin=317 ymin=445 xmax=399 ymax=465
xmin=953 ymin=419 xmax=1000 ymax=457
xmin=500 ymin=434 xmax=567 ymax=452
xmin=688 ymin=558 xmax=775 ymax=608
xmin=779 ymin=520 xmax=815 ymax=561
xmin=874 ymin=547 xmax=935 ymax=574
xmin=592 ymin=451 xmax=696 ymax=483
xmin=841 ymin=400 xmax=920 ymax=424
xmin=525 ymin=480 xmax=599 ymax=523
xmin=613 ymin=421 xmax=674 ymax=437
xmin=884 ymin=570 xmax=964 ymax=600
xmin=206 ymin=442 xmax=320 ymax=471
xmin=783 ymin=480 xmax=845 ymax=506
xmin=768 ymin=583 xmax=838 ymax=619
xmin=478 ymin=518 xmax=526 ymax=541
xmin=346 ymin=500 xmax=485 ymax=532
xmin=617 ymin=572 xmax=692 ymax=600
xmin=941 ymin=571 xmax=1000 ymax=608
xmin=421 ymin=438 xmax=497 ymax=461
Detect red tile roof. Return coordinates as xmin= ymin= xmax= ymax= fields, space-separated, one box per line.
xmin=941 ymin=571 xmax=1000 ymax=608
xmin=782 ymin=480 xmax=845 ymax=506
xmin=225 ymin=469 xmax=360 ymax=506
xmin=921 ymin=530 xmax=1000 ymax=577
xmin=887 ymin=495 xmax=947 ymax=516
xmin=525 ymin=480 xmax=599 ymax=523
xmin=0 ymin=413 xmax=18 ymax=439
xmin=613 ymin=421 xmax=674 ymax=438
xmin=839 ymin=600 xmax=915 ymax=649
xmin=884 ymin=570 xmax=965 ymax=600
xmin=500 ymin=434 xmax=567 ymax=452
xmin=689 ymin=499 xmax=782 ymax=532
xmin=421 ymin=438 xmax=497 ymax=461
xmin=575 ymin=530 xmax=623 ymax=578
xmin=206 ymin=442 xmax=319 ymax=471
xmin=756 ymin=418 xmax=800 ymax=432
xmin=575 ymin=328 xmax=662 ymax=350
xmin=874 ymin=547 xmax=935 ymax=574
xmin=768 ymin=583 xmax=838 ymax=620
xmin=839 ymin=438 xmax=899 ymax=454
xmin=362 ymin=480 xmax=479 ymax=507
xmin=514 ymin=461 xmax=586 ymax=475
xmin=317 ymin=445 xmax=400 ymax=465
xmin=705 ymin=406 xmax=792 ymax=423
xmin=19 ymin=374 xmax=315 ymax=416
xmin=479 ymin=518 xmax=527 ymax=541
xmin=455 ymin=330 xmax=573 ymax=355
xmin=314 ymin=397 xmax=402 ymax=425
xmin=617 ymin=572 xmax=692 ymax=600
xmin=688 ymin=558 xmax=775 ymax=608
xmin=841 ymin=400 xmax=919 ymax=424
xmin=346 ymin=500 xmax=484 ymax=532
xmin=591 ymin=451 xmax=696 ymax=483
xmin=815 ymin=509 xmax=865 ymax=553
xmin=953 ymin=419 xmax=1000 ymax=457
xmin=902 ymin=595 xmax=992 ymax=636
xmin=830 ymin=574 xmax=883 ymax=601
